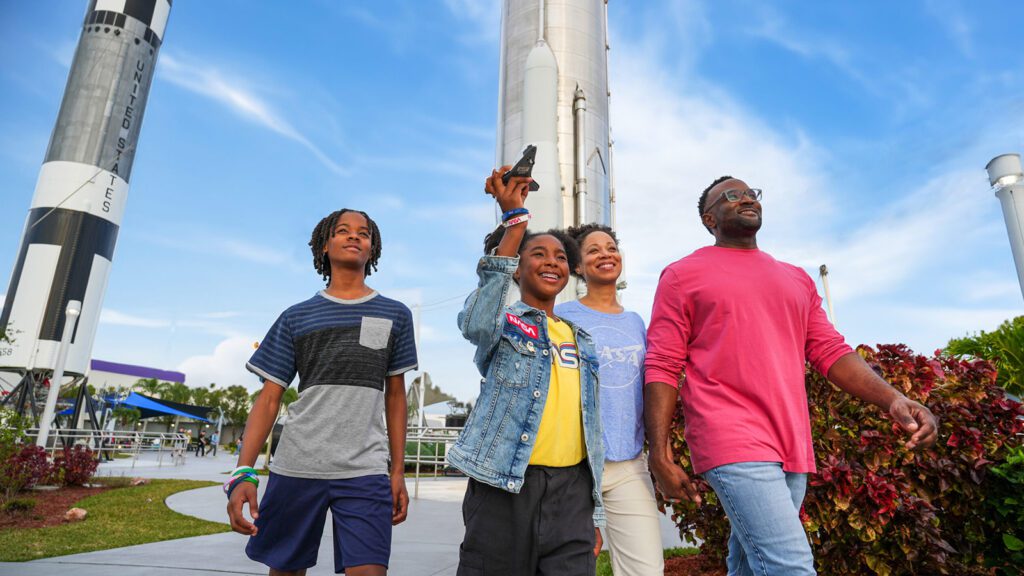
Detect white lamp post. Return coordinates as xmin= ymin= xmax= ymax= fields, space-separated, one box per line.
xmin=985 ymin=154 xmax=1024 ymax=301
xmin=36 ymin=300 xmax=81 ymax=448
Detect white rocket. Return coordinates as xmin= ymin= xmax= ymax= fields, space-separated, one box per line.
xmin=496 ymin=0 xmax=614 ymax=233
xmin=0 ymin=0 xmax=171 ymax=411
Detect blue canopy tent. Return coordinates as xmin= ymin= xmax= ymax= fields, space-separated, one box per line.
xmin=120 ymin=392 xmax=212 ymax=422
xmin=57 ymin=392 xmax=212 ymax=422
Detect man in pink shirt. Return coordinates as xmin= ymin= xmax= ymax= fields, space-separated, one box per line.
xmin=644 ymin=176 xmax=937 ymax=575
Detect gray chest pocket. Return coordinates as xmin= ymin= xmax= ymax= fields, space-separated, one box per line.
xmin=359 ymin=317 xmax=393 ymax=350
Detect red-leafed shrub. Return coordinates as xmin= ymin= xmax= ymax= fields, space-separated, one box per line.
xmin=663 ymin=344 xmax=1024 ymax=575
xmin=52 ymin=445 xmax=99 ymax=486
xmin=0 ymin=445 xmax=53 ymax=501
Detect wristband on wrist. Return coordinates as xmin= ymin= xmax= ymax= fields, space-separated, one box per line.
xmin=501 ymin=207 xmax=529 ymax=221
xmin=503 ymin=213 xmax=532 ymax=228
xmin=230 ymin=465 xmax=257 ymax=477
xmin=224 ymin=469 xmax=260 ymax=499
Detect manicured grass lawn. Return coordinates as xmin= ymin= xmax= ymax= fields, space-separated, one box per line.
xmin=0 ymin=479 xmax=230 ymax=562
xmin=596 ymin=546 xmax=700 ymax=576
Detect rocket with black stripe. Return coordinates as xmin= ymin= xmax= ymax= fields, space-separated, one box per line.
xmin=0 ymin=0 xmax=171 ymax=377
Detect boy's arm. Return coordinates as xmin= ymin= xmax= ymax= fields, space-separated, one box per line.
xmin=226 ymin=380 xmax=284 ymax=536
xmin=385 ymin=373 xmax=409 ymax=525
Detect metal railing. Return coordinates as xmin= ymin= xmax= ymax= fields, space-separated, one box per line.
xmin=24 ymin=428 xmax=189 ymax=469
xmin=405 ymin=425 xmax=464 ymax=498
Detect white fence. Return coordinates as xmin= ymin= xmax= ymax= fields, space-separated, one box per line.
xmin=405 ymin=425 xmax=464 ymax=498
xmin=24 ymin=428 xmax=189 ymax=468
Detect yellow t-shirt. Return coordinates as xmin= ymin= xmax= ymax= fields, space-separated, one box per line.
xmin=529 ymin=317 xmax=586 ymax=466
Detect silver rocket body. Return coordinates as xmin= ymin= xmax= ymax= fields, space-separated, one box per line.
xmin=497 ymin=0 xmax=613 ymax=233
xmin=0 ymin=0 xmax=171 ymax=382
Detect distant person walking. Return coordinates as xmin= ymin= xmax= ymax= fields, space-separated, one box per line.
xmin=644 ymin=176 xmax=938 ymax=575
xmin=195 ymin=431 xmax=207 ymax=457
xmin=227 ymin=208 xmax=417 ymax=576
xmin=210 ymin=431 xmax=219 ymax=457
xmin=555 ymin=224 xmax=663 ymax=576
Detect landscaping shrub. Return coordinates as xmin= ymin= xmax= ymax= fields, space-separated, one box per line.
xmin=52 ymin=445 xmax=99 ymax=486
xmin=2 ymin=497 xmax=36 ymax=513
xmin=0 ymin=445 xmax=53 ymax=501
xmin=663 ymin=344 xmax=1024 ymax=575
xmin=984 ymin=444 xmax=1024 ymax=575
xmin=946 ymin=315 xmax=1023 ymax=397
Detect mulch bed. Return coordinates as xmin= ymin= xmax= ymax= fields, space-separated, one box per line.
xmin=665 ymin=554 xmax=727 ymax=576
xmin=0 ymin=485 xmax=111 ymax=530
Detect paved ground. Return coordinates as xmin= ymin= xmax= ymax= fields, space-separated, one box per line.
xmin=0 ymin=449 xmax=688 ymax=575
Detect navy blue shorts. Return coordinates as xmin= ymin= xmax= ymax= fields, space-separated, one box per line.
xmin=245 ymin=472 xmax=393 ymax=573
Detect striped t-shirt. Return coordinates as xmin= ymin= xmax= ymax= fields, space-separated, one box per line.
xmin=246 ymin=290 xmax=418 ymax=479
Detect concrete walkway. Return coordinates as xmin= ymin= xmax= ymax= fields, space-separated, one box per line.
xmin=0 ymin=450 xmax=688 ymax=575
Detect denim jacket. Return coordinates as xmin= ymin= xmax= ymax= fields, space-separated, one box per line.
xmin=449 ymin=255 xmax=605 ymax=526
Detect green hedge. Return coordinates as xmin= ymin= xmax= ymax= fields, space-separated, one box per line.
xmin=663 ymin=344 xmax=1024 ymax=575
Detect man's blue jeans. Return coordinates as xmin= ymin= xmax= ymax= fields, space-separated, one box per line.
xmin=703 ymin=462 xmax=816 ymax=576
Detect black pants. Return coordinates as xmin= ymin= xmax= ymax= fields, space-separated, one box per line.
xmin=457 ymin=461 xmax=596 ymax=576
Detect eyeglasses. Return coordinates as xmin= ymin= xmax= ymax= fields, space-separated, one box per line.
xmin=704 ymin=188 xmax=763 ymax=213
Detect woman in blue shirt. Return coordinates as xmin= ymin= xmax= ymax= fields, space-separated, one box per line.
xmin=555 ymin=224 xmax=663 ymax=576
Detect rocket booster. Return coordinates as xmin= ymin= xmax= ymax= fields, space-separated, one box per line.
xmin=0 ymin=0 xmax=172 ymax=376
xmin=497 ymin=0 xmax=613 ymax=231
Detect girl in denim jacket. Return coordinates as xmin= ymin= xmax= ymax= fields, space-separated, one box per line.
xmin=449 ymin=168 xmax=605 ymax=575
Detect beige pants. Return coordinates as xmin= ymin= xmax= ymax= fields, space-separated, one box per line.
xmin=602 ymin=455 xmax=665 ymax=576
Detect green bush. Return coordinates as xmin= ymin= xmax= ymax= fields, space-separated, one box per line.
xmin=664 ymin=344 xmax=1024 ymax=575
xmin=947 ymin=316 xmax=1023 ymax=397
xmin=985 ymin=444 xmax=1024 ymax=574
xmin=2 ymin=497 xmax=36 ymax=513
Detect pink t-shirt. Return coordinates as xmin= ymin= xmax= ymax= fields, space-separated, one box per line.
xmin=644 ymin=246 xmax=852 ymax=474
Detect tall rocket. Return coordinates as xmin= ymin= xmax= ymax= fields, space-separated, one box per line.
xmin=496 ymin=0 xmax=614 ymax=233
xmin=0 ymin=0 xmax=171 ymax=404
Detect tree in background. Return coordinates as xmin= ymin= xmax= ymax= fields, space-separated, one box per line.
xmin=947 ymin=316 xmax=1023 ymax=397
xmin=223 ymin=385 xmax=253 ymax=438
xmin=110 ymin=406 xmax=141 ymax=428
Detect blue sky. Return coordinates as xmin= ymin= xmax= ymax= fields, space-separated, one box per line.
xmin=1 ymin=1 xmax=1021 ymax=401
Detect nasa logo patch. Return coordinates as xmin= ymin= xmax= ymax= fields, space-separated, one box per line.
xmin=505 ymin=313 xmax=539 ymax=339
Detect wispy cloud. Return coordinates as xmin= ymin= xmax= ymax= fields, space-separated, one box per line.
xmin=100 ymin=307 xmax=246 ymax=341
xmin=924 ymin=0 xmax=974 ymax=57
xmin=100 ymin=309 xmax=171 ymax=328
xmin=744 ymin=10 xmax=872 ymax=91
xmin=141 ymin=230 xmax=305 ymax=271
xmin=443 ymin=0 xmax=501 ymax=45
xmin=158 ymin=53 xmax=349 ymax=176
xmin=742 ymin=7 xmax=930 ymax=113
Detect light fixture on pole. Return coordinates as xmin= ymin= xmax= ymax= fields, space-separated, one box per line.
xmin=985 ymin=154 xmax=1024 ymax=301
xmin=36 ymin=300 xmax=81 ymax=448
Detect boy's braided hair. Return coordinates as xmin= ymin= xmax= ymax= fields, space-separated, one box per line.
xmin=309 ymin=209 xmax=382 ymax=283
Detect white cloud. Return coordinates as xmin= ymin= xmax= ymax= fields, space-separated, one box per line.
xmin=142 ymin=231 xmax=305 ymax=271
xmin=100 ymin=308 xmax=171 ymax=328
xmin=178 ymin=336 xmax=262 ymax=391
xmin=158 ymin=53 xmax=349 ymax=176
xmin=607 ymin=34 xmax=1022 ymax=354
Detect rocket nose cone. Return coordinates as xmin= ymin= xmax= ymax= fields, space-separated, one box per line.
xmin=525 ymin=40 xmax=558 ymax=71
